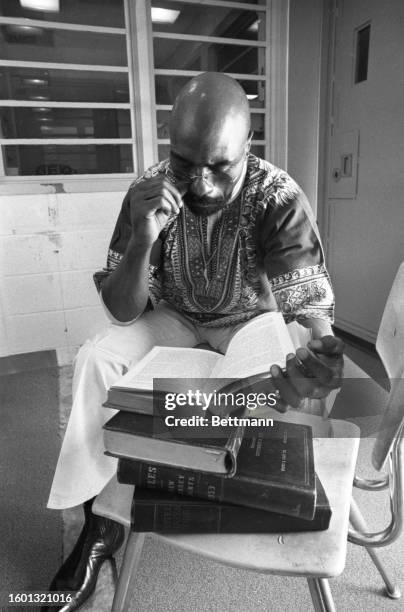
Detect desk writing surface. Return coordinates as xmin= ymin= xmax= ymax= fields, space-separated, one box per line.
xmin=93 ymin=416 xmax=360 ymax=578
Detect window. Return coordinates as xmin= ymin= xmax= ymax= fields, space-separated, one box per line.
xmin=0 ymin=0 xmax=134 ymax=178
xmin=151 ymin=0 xmax=268 ymax=162
xmin=0 ymin=0 xmax=269 ymax=181
xmin=354 ymin=23 xmax=370 ymax=84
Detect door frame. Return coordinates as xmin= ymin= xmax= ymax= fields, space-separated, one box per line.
xmin=317 ymin=0 xmax=338 ymax=257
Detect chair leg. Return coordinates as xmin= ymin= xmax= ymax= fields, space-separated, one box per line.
xmin=111 ymin=532 xmax=146 ymax=612
xmin=349 ymin=498 xmax=401 ymax=599
xmin=109 ymin=556 xmax=119 ymax=588
xmin=307 ymin=578 xmax=336 ymax=612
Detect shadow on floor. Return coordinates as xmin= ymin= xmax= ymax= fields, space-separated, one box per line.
xmin=0 ymin=366 xmax=63 ymax=602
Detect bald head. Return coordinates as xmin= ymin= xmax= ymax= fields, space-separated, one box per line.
xmin=169 ymin=72 xmax=251 ymax=154
xmin=168 ymin=73 xmax=252 ymax=215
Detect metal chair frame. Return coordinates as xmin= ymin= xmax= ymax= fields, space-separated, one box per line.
xmin=346 ymin=262 xmax=404 ymax=598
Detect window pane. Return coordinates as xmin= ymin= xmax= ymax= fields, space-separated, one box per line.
xmin=157 ymin=109 xmax=265 ymax=140
xmin=156 ymin=110 xmax=170 ymax=139
xmin=0 ymin=107 xmax=131 ymax=139
xmin=155 ymin=75 xmax=265 ymax=107
xmin=355 ymin=24 xmax=370 ymax=84
xmin=4 ymin=144 xmax=133 ymax=175
xmin=151 ymin=2 xmax=265 ymax=41
xmin=239 ymin=79 xmax=265 ymax=107
xmin=0 ymin=67 xmax=129 ymax=102
xmin=158 ymin=144 xmax=170 ymax=161
xmin=251 ymin=113 xmax=265 ymax=140
xmin=0 ymin=68 xmax=129 ymax=103
xmin=250 ymin=144 xmax=265 ymax=159
xmin=154 ymin=39 xmax=262 ymax=74
xmin=0 ymin=26 xmax=127 ymax=66
xmin=0 ymin=0 xmax=125 ymax=28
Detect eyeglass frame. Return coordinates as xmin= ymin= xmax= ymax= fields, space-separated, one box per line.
xmin=168 ymin=131 xmax=254 ymax=186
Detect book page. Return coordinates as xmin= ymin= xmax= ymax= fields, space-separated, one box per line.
xmin=210 ymin=312 xmax=295 ymax=380
xmin=113 ymin=346 xmax=222 ymax=391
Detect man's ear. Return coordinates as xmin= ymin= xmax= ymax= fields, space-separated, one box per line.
xmin=246 ymin=130 xmax=254 ymax=153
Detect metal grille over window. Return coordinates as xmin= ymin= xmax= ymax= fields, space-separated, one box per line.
xmin=151 ymin=0 xmax=268 ymax=162
xmin=0 ymin=0 xmax=135 ymax=176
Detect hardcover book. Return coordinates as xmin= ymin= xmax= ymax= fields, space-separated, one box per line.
xmin=103 ymin=410 xmax=244 ymax=476
xmin=130 ymin=475 xmax=331 ymax=534
xmin=103 ymin=311 xmax=295 ymax=415
xmin=117 ymin=421 xmax=316 ymax=519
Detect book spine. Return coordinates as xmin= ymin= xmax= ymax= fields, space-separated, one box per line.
xmin=131 ymin=496 xmax=330 ymax=534
xmin=103 ymin=397 xmax=152 ymax=412
xmin=224 ymin=423 xmax=245 ymax=477
xmin=118 ymin=458 xmax=315 ymax=519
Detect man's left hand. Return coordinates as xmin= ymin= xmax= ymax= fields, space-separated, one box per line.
xmin=269 ymin=335 xmax=344 ymax=410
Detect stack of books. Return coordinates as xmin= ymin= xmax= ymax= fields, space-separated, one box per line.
xmin=104 ymin=413 xmax=331 ymax=533
xmin=102 ymin=311 xmax=332 ymax=534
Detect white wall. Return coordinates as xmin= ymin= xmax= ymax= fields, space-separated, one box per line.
xmin=321 ymin=0 xmax=404 ymax=342
xmin=287 ymin=0 xmax=324 ymax=215
xmin=0 ymin=187 xmax=124 ymax=363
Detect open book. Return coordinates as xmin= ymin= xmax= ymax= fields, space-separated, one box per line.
xmin=104 ymin=311 xmax=295 ymax=414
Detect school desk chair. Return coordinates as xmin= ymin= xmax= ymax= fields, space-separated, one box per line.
xmin=347 ymin=261 xmax=404 ymax=599
xmin=93 ymin=263 xmax=404 ymax=612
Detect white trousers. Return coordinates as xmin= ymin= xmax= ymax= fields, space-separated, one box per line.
xmin=47 ymin=303 xmax=310 ymax=510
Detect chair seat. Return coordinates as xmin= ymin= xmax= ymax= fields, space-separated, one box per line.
xmin=93 ymin=415 xmax=360 ymax=579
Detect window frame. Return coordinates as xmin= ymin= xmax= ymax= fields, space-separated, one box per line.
xmin=0 ymin=0 xmax=289 ymax=193
xmin=150 ymin=0 xmax=269 ymax=166
xmin=0 ymin=1 xmax=137 ymax=186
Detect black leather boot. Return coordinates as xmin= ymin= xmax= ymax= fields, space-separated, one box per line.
xmin=42 ymin=497 xmax=125 ymax=611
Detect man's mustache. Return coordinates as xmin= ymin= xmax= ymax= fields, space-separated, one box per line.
xmin=183 ymin=194 xmax=225 ymax=207
xmin=183 ymin=199 xmax=225 ymax=217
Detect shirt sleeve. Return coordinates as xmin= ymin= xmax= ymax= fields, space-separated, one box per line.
xmin=93 ymin=189 xmax=132 ymax=292
xmin=259 ymin=177 xmax=334 ymax=324
xmin=93 ymin=163 xmax=166 ymax=304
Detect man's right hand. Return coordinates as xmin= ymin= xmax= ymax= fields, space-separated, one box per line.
xmin=101 ymin=175 xmax=183 ymax=322
xmin=129 ymin=176 xmax=183 ymax=248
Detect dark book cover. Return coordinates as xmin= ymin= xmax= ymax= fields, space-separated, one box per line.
xmin=103 ymin=411 xmax=244 ymax=476
xmin=118 ymin=421 xmax=316 ymax=519
xmin=130 ymin=475 xmax=330 ymax=534
xmin=104 ymin=388 xmax=168 ymax=414
xmin=104 ymin=393 xmax=154 ymax=414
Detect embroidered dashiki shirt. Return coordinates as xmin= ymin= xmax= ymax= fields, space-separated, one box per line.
xmin=97 ymin=154 xmax=334 ymax=328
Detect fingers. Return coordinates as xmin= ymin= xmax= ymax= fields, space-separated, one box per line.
xmin=269 ymin=339 xmax=344 ymax=408
xmin=297 ymin=345 xmax=344 ymax=390
xmin=284 ymin=353 xmax=321 ymax=397
xmin=143 ymin=190 xmax=181 ymax=218
xmin=144 ymin=188 xmax=182 ymax=217
xmin=270 ymin=364 xmax=303 ymax=409
xmin=295 ymin=347 xmax=334 ymax=385
xmin=308 ymin=335 xmax=344 ymax=355
xmin=132 ymin=177 xmax=184 ymax=217
xmin=142 ymin=177 xmax=183 ymax=206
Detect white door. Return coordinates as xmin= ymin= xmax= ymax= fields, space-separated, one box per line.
xmin=322 ymin=0 xmax=404 ymax=342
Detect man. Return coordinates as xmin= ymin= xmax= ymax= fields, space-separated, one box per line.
xmin=44 ymin=73 xmax=343 ymax=610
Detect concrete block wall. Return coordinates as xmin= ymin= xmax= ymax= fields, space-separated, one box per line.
xmin=0 ymin=190 xmax=125 ymax=364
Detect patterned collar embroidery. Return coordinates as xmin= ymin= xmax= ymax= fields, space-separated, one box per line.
xmin=153 ymin=155 xmax=282 ymax=319
xmin=143 ymin=155 xmax=333 ymax=327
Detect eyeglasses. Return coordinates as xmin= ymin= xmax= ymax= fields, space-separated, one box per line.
xmin=171 ymin=167 xmax=217 ymax=182
xmin=169 ymin=151 xmax=248 ymax=185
